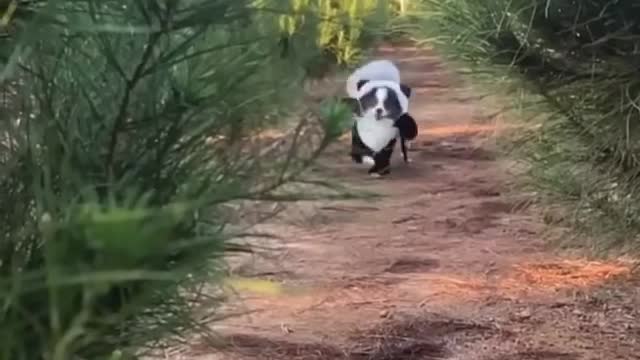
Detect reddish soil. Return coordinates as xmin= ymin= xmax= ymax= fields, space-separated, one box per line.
xmin=177 ymin=46 xmax=639 ymax=359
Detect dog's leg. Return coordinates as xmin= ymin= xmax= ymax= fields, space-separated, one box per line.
xmin=350 ymin=124 xmax=362 ymax=164
xmin=369 ymin=139 xmax=395 ymax=177
xmin=396 ymin=113 xmax=417 ymax=164
xmin=352 ymin=153 xmax=375 ymax=166
xmin=400 ymin=137 xmax=409 ymax=163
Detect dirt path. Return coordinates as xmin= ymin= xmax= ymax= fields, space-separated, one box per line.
xmin=187 ymin=45 xmax=639 ymax=360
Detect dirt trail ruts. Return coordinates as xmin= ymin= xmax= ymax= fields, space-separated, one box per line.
xmin=187 ymin=45 xmax=639 ymax=360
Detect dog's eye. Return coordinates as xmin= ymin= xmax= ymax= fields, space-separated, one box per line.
xmin=383 ymin=93 xmax=402 ymax=115
xmin=359 ymin=93 xmax=377 ymax=110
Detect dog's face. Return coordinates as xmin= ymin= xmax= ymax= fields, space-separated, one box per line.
xmin=356 ymin=80 xmax=411 ymax=120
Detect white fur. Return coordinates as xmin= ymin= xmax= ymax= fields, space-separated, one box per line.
xmin=346 ymin=60 xmax=401 ymax=99
xmin=362 ymin=155 xmax=375 ymax=166
xmin=355 ymin=115 xmax=399 ymax=153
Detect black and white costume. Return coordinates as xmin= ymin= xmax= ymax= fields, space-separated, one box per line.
xmin=344 ymin=60 xmax=418 ymax=176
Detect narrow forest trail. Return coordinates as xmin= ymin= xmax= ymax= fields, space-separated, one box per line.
xmin=186 ymin=45 xmax=640 ymax=360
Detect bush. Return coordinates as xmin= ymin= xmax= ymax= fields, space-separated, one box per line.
xmin=408 ymin=0 xmax=640 ymax=253
xmin=278 ymin=0 xmax=393 ymax=75
xmin=0 ymin=0 xmax=385 ymax=359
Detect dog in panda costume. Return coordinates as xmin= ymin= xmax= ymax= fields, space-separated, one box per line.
xmin=343 ymin=60 xmax=418 ymax=177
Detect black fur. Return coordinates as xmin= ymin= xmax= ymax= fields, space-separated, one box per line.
xmin=395 ymin=113 xmax=418 ymax=163
xmin=400 ymin=84 xmax=412 ymax=98
xmin=356 ymin=79 xmax=369 ymax=91
xmin=396 ymin=113 xmax=418 ymax=140
xmin=400 ymin=136 xmax=409 ymax=163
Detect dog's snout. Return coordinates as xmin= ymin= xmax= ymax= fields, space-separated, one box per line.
xmin=375 ymin=108 xmax=384 ymax=117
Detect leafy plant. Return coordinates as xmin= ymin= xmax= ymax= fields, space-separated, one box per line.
xmin=409 ymin=0 xmax=640 ymax=253
xmin=0 ymin=0 xmax=378 ymax=359
xmin=277 ymin=0 xmax=391 ymax=73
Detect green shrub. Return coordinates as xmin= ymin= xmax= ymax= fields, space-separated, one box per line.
xmin=0 ymin=0 xmax=377 ymax=359
xmin=277 ymin=0 xmax=392 ymax=72
xmin=408 ymin=0 xmax=640 ymax=253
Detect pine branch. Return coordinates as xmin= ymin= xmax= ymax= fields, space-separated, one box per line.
xmin=106 ymin=31 xmax=160 ymax=178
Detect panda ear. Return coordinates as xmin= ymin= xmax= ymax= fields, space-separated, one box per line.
xmin=356 ymin=79 xmax=369 ymax=91
xmin=399 ymin=84 xmax=412 ymax=98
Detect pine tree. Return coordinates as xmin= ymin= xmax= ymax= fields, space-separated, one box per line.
xmin=0 ymin=0 xmax=377 ymax=358
xmin=413 ymin=0 xmax=640 ymax=249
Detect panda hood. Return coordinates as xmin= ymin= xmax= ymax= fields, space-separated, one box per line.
xmin=346 ymin=60 xmax=401 ymax=98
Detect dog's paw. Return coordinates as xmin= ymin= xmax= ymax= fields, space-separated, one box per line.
xmin=362 ymin=156 xmax=375 ymax=166
xmin=369 ymin=167 xmax=390 ymax=178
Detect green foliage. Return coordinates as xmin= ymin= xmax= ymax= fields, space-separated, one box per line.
xmin=0 ymin=0 xmax=382 ymax=359
xmin=410 ymin=0 xmax=640 ymax=252
xmin=277 ymin=0 xmax=391 ymax=67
